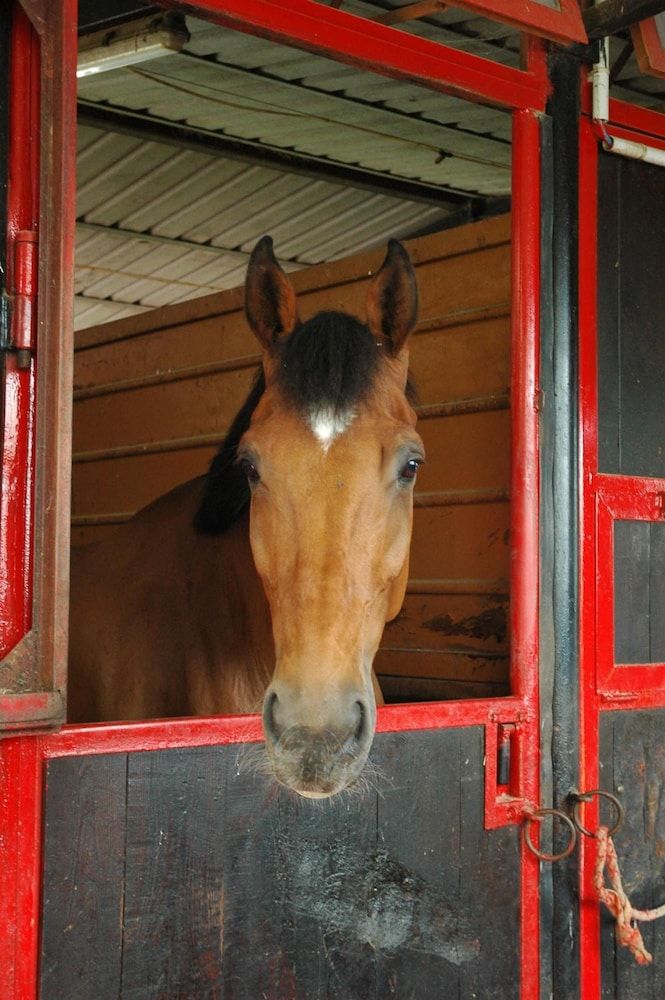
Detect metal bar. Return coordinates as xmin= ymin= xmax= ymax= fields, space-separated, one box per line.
xmin=584 ymin=0 xmax=665 ymax=39
xmin=73 ymin=352 xmax=260 ymax=401
xmin=159 ymin=0 xmax=549 ymax=112
xmin=414 ymin=487 xmax=509 ymax=507
xmin=544 ymin=50 xmax=581 ymax=1000
xmin=605 ymin=133 xmax=665 ymax=166
xmin=416 ymin=391 xmax=510 ymax=419
xmin=72 ymin=430 xmax=228 ymax=463
xmin=77 ymin=102 xmax=477 ymax=208
xmin=71 ymin=512 xmax=133 ymax=527
xmin=413 ymin=301 xmax=510 ymax=335
xmin=407 ymin=577 xmax=508 ymax=595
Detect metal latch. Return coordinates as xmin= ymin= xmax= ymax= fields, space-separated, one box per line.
xmin=4 ymin=229 xmax=38 ymax=369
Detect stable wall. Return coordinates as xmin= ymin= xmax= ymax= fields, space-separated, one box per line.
xmin=71 ymin=215 xmax=511 ymax=701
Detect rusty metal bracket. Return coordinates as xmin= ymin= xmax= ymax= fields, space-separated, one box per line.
xmin=523 ymin=808 xmax=578 ymax=862
xmin=570 ymin=789 xmax=625 ymax=838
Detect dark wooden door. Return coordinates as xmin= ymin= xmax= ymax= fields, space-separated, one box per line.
xmin=38 ymin=727 xmax=524 ymax=1000
xmin=578 ymin=138 xmax=665 ymax=999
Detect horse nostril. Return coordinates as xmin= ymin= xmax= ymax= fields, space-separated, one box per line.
xmin=354 ymin=700 xmax=367 ymax=743
xmin=263 ymin=691 xmax=281 ymax=742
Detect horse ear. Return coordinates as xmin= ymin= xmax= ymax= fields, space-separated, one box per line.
xmin=366 ymin=239 xmax=418 ymax=356
xmin=245 ymin=236 xmax=297 ymax=350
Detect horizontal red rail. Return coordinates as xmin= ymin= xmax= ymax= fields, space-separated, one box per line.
xmin=42 ymin=696 xmax=529 ymax=757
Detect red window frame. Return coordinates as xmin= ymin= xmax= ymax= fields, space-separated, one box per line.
xmin=596 ymin=476 xmax=665 ymax=696
xmin=1 ymin=5 xmax=547 ymax=998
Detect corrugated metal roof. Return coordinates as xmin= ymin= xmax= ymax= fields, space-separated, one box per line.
xmin=75 ymin=3 xmax=665 ymax=330
xmin=75 ymin=9 xmax=515 ymax=329
xmin=75 ymin=120 xmax=457 ymax=327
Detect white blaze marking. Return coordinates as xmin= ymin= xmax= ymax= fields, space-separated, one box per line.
xmin=309 ymin=408 xmax=355 ymax=451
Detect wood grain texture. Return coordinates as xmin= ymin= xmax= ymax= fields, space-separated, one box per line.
xmin=40 ymin=754 xmax=127 ymax=1000
xmin=39 ymin=731 xmax=521 ymax=999
xmin=599 ymin=711 xmax=665 ymax=999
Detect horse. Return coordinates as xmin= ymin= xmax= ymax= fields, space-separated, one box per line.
xmin=68 ymin=236 xmax=423 ymax=798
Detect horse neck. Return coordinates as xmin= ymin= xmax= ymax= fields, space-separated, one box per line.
xmin=186 ymin=508 xmax=274 ymax=715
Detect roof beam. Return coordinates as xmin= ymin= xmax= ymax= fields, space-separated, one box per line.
xmin=584 ymin=0 xmax=665 ymax=39
xmin=77 ymin=101 xmax=479 ymax=209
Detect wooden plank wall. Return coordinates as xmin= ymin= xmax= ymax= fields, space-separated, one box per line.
xmin=72 ymin=215 xmax=511 ymax=701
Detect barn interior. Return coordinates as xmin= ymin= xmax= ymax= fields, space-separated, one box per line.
xmin=71 ymin=1 xmax=665 ymax=709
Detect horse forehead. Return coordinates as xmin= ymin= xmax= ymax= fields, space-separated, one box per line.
xmin=308 ymin=407 xmax=356 ymax=451
xmin=248 ymin=378 xmax=415 ymax=457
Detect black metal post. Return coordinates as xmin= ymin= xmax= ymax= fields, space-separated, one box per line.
xmin=540 ymin=48 xmax=581 ymax=1000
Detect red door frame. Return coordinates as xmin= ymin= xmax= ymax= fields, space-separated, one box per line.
xmin=578 ymin=98 xmax=665 ymax=999
xmin=1 ymin=4 xmax=546 ymax=997
xmin=0 ymin=3 xmax=39 ymax=666
xmin=0 ymin=0 xmax=77 ymax=730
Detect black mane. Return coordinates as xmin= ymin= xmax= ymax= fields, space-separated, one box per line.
xmin=195 ymin=311 xmax=407 ymax=536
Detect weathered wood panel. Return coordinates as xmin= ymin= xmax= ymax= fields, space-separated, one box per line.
xmin=40 ymin=755 xmax=127 ymax=999
xmin=598 ymin=154 xmax=665 ymax=479
xmin=614 ymin=521 xmax=665 ymax=665
xmin=40 ymin=730 xmax=521 ymax=999
xmin=599 ymin=711 xmax=665 ymax=999
xmin=71 ymin=216 xmax=511 ymax=699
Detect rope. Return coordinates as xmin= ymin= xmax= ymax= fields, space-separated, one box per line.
xmin=593 ymin=825 xmax=665 ymax=966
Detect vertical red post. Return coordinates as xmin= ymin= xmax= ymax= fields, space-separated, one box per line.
xmin=511 ymin=107 xmax=542 ymax=1000
xmin=0 ymin=4 xmax=40 ymax=660
xmin=0 ymin=737 xmax=44 ymax=1000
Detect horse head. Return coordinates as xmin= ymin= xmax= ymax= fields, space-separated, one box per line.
xmin=242 ymin=236 xmax=422 ymax=797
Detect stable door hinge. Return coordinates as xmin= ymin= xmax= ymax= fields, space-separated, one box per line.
xmin=4 ymin=229 xmax=39 ymax=369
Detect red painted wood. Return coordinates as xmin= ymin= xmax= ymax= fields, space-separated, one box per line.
xmin=608 ymin=97 xmax=665 ymax=140
xmin=510 ymin=108 xmax=542 ymax=1000
xmin=162 ymin=0 xmax=549 ymax=112
xmin=578 ymin=118 xmax=603 ymax=1000
xmin=0 ymin=737 xmax=44 ymax=1000
xmin=595 ymin=479 xmax=665 ymax=697
xmin=0 ymin=5 xmax=39 ymax=660
xmin=42 ymin=697 xmax=524 ymax=758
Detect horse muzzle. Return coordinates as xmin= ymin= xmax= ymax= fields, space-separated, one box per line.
xmin=262 ymin=684 xmax=375 ymax=797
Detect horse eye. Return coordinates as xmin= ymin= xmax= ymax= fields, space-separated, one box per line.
xmin=398 ymin=458 xmax=422 ymax=484
xmin=239 ymin=458 xmax=260 ymax=486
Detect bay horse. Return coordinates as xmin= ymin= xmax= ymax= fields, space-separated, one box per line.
xmin=68 ymin=236 xmax=423 ymax=798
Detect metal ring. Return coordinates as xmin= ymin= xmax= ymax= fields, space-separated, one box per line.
xmin=523 ymin=809 xmax=577 ymax=863
xmin=572 ymin=789 xmax=624 ymax=838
